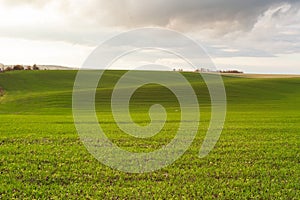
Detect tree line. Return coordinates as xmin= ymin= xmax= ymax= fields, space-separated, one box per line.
xmin=0 ymin=64 xmax=40 ymax=72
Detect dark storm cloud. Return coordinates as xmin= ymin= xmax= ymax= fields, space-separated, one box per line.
xmin=88 ymin=0 xmax=299 ymax=32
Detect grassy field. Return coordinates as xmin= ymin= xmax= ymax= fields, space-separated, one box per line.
xmin=0 ymin=70 xmax=299 ymax=199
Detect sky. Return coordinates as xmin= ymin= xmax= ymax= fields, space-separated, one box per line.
xmin=0 ymin=0 xmax=299 ymax=74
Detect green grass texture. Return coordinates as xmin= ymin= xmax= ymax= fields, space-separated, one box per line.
xmin=0 ymin=70 xmax=299 ymax=199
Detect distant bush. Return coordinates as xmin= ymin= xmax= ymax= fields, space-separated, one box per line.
xmin=13 ymin=65 xmax=24 ymax=70
xmin=26 ymin=66 xmax=32 ymax=70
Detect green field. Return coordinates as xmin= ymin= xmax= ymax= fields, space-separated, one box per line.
xmin=0 ymin=70 xmax=299 ymax=199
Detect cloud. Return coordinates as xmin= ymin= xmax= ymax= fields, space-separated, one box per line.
xmin=84 ymin=0 xmax=298 ymax=32
xmin=0 ymin=0 xmax=300 ymax=70
xmin=0 ymin=0 xmax=49 ymax=7
xmin=2 ymin=0 xmax=299 ymax=32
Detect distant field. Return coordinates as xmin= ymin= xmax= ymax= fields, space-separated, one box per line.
xmin=0 ymin=70 xmax=299 ymax=199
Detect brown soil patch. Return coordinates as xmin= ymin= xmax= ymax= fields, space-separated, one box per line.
xmin=221 ymin=73 xmax=300 ymax=79
xmin=0 ymin=87 xmax=4 ymax=96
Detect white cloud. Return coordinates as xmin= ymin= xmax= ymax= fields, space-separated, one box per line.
xmin=0 ymin=37 xmax=94 ymax=66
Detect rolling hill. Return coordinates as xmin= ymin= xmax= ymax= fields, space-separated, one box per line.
xmin=0 ymin=70 xmax=299 ymax=198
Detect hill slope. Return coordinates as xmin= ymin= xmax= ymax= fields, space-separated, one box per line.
xmin=0 ymin=70 xmax=299 ymax=199
xmin=0 ymin=70 xmax=299 ymax=114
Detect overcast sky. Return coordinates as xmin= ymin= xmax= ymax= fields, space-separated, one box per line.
xmin=0 ymin=0 xmax=299 ymax=73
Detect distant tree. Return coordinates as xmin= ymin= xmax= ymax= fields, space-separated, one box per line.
xmin=200 ymin=68 xmax=210 ymax=72
xmin=33 ymin=64 xmax=39 ymax=70
xmin=26 ymin=66 xmax=32 ymax=70
xmin=5 ymin=67 xmax=13 ymax=71
xmin=13 ymin=65 xmax=24 ymax=70
xmin=219 ymin=69 xmax=243 ymax=74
